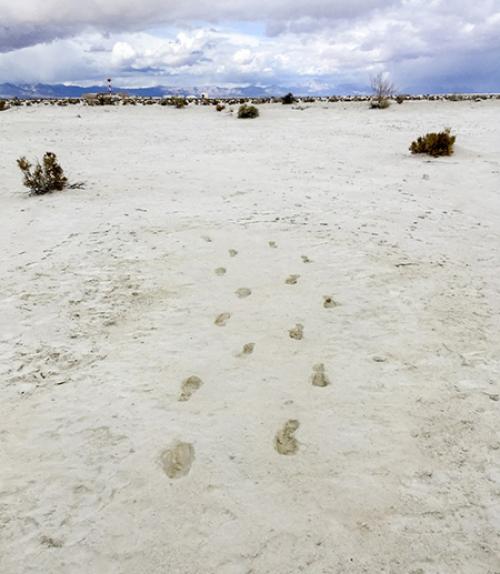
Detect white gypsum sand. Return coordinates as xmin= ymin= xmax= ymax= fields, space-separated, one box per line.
xmin=0 ymin=100 xmax=499 ymax=574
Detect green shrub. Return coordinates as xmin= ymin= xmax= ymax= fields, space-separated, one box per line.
xmin=216 ymin=103 xmax=226 ymax=112
xmin=84 ymin=94 xmax=113 ymax=106
xmin=160 ymin=97 xmax=188 ymax=108
xmin=174 ymin=97 xmax=188 ymax=108
xmin=17 ymin=152 xmax=69 ymax=195
xmin=410 ymin=128 xmax=456 ymax=157
xmin=96 ymin=94 xmax=113 ymax=106
xmin=282 ymin=92 xmax=295 ymax=105
xmin=237 ymin=104 xmax=259 ymax=119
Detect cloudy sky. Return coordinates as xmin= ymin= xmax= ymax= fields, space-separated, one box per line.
xmin=1 ymin=0 xmax=499 ymax=93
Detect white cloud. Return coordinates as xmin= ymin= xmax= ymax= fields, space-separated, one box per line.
xmin=0 ymin=0 xmax=392 ymax=51
xmin=111 ymin=42 xmax=136 ymax=67
xmin=1 ymin=0 xmax=499 ymax=92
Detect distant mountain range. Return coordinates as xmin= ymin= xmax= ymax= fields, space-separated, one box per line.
xmin=0 ymin=82 xmax=365 ymax=99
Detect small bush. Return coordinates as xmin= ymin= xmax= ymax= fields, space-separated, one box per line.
xmin=84 ymin=94 xmax=114 ymax=106
xmin=17 ymin=152 xmax=69 ymax=195
xmin=370 ymin=72 xmax=394 ymax=110
xmin=0 ymin=100 xmax=9 ymax=111
xmin=237 ymin=104 xmax=259 ymax=119
xmin=216 ymin=103 xmax=226 ymax=112
xmin=410 ymin=128 xmax=456 ymax=157
xmin=370 ymin=97 xmax=391 ymax=109
xmin=174 ymin=97 xmax=188 ymax=108
xmin=395 ymin=95 xmax=404 ymax=104
xmin=159 ymin=97 xmax=187 ymax=108
xmin=282 ymin=92 xmax=295 ymax=105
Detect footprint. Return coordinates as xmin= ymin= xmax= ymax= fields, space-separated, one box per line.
xmin=311 ymin=363 xmax=330 ymax=387
xmin=40 ymin=536 xmax=64 ymax=548
xmin=268 ymin=241 xmax=278 ymax=248
xmin=323 ymin=296 xmax=338 ymax=309
xmin=239 ymin=343 xmax=255 ymax=356
xmin=301 ymin=255 xmax=312 ymax=263
xmin=215 ymin=267 xmax=226 ymax=276
xmin=179 ymin=376 xmax=203 ymax=401
xmin=235 ymin=287 xmax=252 ymax=298
xmin=160 ymin=441 xmax=194 ymax=479
xmin=275 ymin=420 xmax=300 ymax=455
xmin=215 ymin=312 xmax=231 ymax=326
xmin=285 ymin=274 xmax=300 ymax=285
xmin=229 ymin=249 xmax=238 ymax=257
xmin=289 ymin=324 xmax=304 ymax=340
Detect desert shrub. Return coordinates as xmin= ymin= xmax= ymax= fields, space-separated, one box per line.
xmin=174 ymin=97 xmax=188 ymax=108
xmin=396 ymin=95 xmax=404 ymax=104
xmin=410 ymin=128 xmax=456 ymax=157
xmin=282 ymin=92 xmax=295 ymax=105
xmin=216 ymin=103 xmax=226 ymax=112
xmin=84 ymin=94 xmax=113 ymax=106
xmin=371 ymin=98 xmax=391 ymax=109
xmin=17 ymin=152 xmax=69 ymax=195
xmin=99 ymin=94 xmax=114 ymax=105
xmin=0 ymin=100 xmax=9 ymax=111
xmin=237 ymin=104 xmax=259 ymax=119
xmin=370 ymin=72 xmax=394 ymax=109
xmin=161 ymin=97 xmax=188 ymax=108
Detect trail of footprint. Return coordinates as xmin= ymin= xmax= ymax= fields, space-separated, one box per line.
xmin=160 ymin=441 xmax=194 ymax=479
xmin=235 ymin=287 xmax=252 ymax=298
xmin=215 ymin=267 xmax=226 ymax=276
xmin=285 ymin=274 xmax=300 ymax=285
xmin=229 ymin=249 xmax=238 ymax=257
xmin=215 ymin=312 xmax=231 ymax=326
xmin=323 ymin=296 xmax=338 ymax=309
xmin=311 ymin=364 xmax=330 ymax=387
xmin=179 ymin=376 xmax=203 ymax=401
xmin=275 ymin=420 xmax=300 ymax=455
xmin=238 ymin=343 xmax=255 ymax=357
xmin=289 ymin=324 xmax=304 ymax=340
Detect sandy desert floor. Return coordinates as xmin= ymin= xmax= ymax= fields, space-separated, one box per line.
xmin=0 ymin=101 xmax=499 ymax=573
